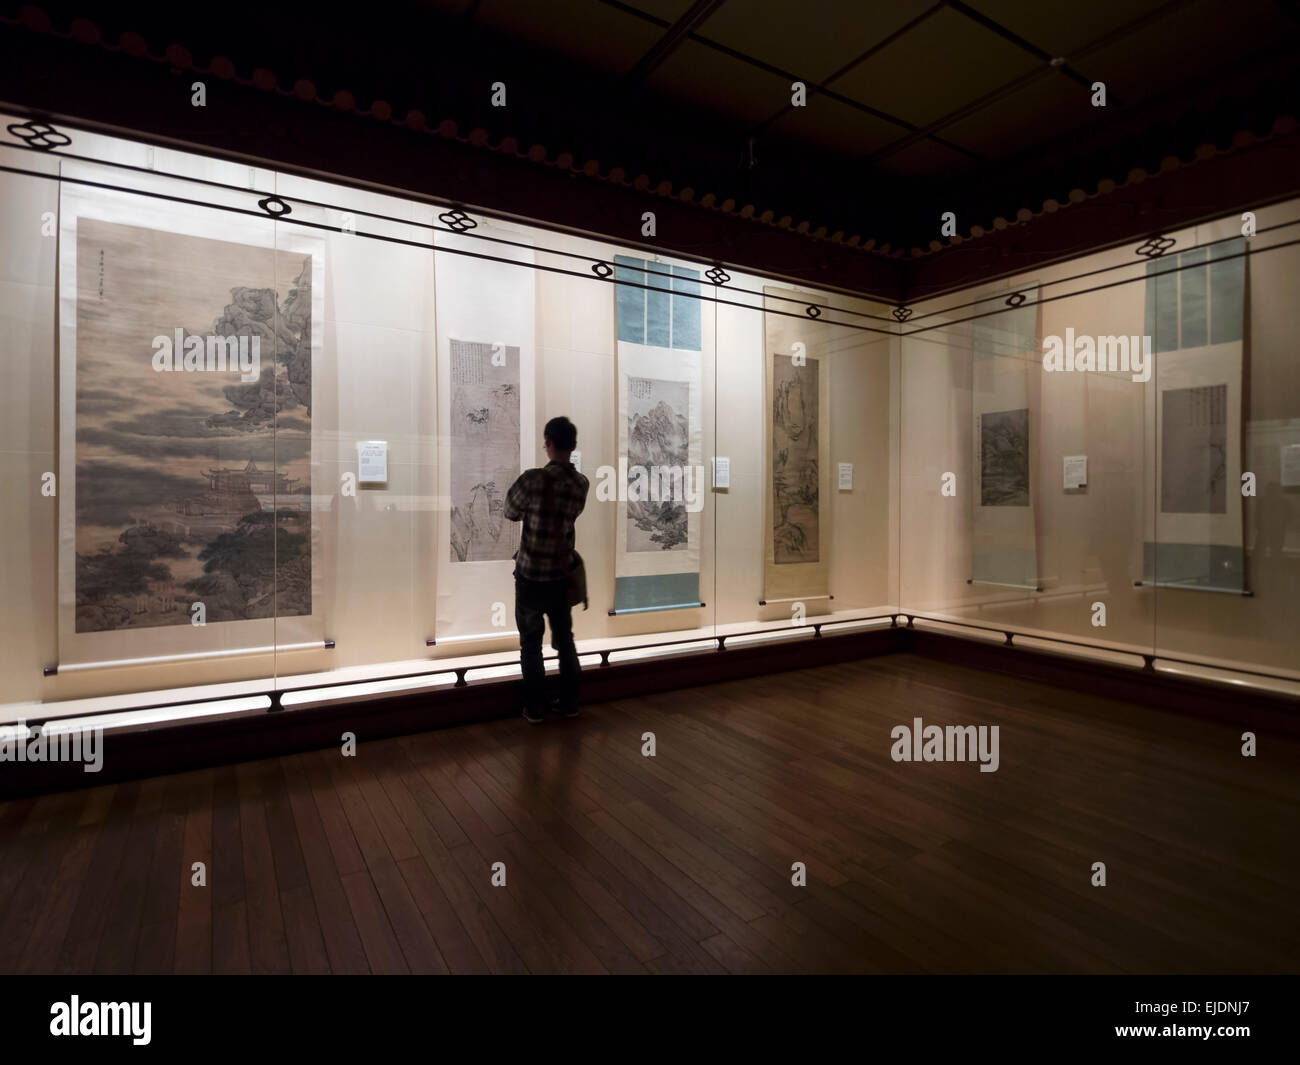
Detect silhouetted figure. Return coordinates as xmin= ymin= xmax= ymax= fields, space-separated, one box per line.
xmin=505 ymin=416 xmax=589 ymax=723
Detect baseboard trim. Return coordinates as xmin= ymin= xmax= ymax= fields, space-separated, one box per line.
xmin=905 ymin=628 xmax=1300 ymax=734
xmin=0 ymin=625 xmax=903 ymax=798
xmin=4 ymin=622 xmax=1295 ymax=798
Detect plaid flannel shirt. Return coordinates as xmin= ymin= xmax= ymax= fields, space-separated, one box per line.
xmin=504 ymin=461 xmax=589 ymax=582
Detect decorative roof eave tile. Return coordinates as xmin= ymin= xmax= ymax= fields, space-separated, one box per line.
xmin=0 ymin=4 xmax=898 ymax=259
xmin=915 ymin=116 xmax=1299 ymax=260
xmin=4 ymin=4 xmax=1296 ymax=266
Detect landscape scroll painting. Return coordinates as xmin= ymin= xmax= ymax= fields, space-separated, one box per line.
xmin=1161 ymin=385 xmax=1228 ymax=515
xmin=57 ymin=190 xmax=322 ymax=660
xmin=626 ymin=376 xmax=690 ymax=552
xmin=971 ymin=285 xmax=1040 ymax=589
xmin=979 ymin=408 xmax=1030 ymax=507
xmin=762 ymin=287 xmax=830 ymax=603
xmin=433 ymin=222 xmax=535 ymax=640
xmin=448 ymin=339 xmax=523 ymax=563
xmin=772 ymin=353 xmax=821 ymax=564
xmin=613 ymin=255 xmax=703 ymax=614
xmin=1142 ymin=237 xmax=1246 ymax=592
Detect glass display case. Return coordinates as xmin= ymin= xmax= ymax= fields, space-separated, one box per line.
xmin=898 ymin=202 xmax=1300 ymax=684
xmin=0 ymin=115 xmax=901 ymax=726
xmin=1 ymin=113 xmax=1295 ymax=733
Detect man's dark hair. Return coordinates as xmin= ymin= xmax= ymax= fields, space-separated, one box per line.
xmin=544 ymin=416 xmax=578 ymax=453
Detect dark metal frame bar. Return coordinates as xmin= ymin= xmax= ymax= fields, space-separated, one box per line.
xmin=9 ymin=142 xmax=1296 ymax=345
xmin=896 ymin=236 xmax=1300 ymax=338
xmin=0 ymin=151 xmax=896 ymax=337
xmin=0 ymin=121 xmax=896 ymax=323
xmin=898 ymin=218 xmax=1300 ymax=328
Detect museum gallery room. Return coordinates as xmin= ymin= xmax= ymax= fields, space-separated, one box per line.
xmin=1 ymin=0 xmax=1299 ymax=994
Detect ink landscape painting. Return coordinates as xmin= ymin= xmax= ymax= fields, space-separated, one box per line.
xmin=449 ymin=338 xmax=522 ymax=562
xmin=72 ymin=217 xmax=314 ymax=633
xmin=772 ymin=354 xmax=820 ymax=564
xmin=626 ymin=375 xmax=690 ymax=552
xmin=980 ymin=408 xmax=1030 ymax=507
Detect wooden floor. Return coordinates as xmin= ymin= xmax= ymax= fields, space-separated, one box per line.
xmin=1 ymin=653 xmax=1297 ymax=974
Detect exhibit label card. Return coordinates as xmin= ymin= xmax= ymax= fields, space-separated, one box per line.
xmin=838 ymin=462 xmax=853 ymax=491
xmin=358 ymin=440 xmax=388 ymax=484
xmin=1063 ymin=454 xmax=1087 ymax=490
xmin=1282 ymin=444 xmax=1300 ymax=487
xmin=712 ymin=456 xmax=730 ymax=489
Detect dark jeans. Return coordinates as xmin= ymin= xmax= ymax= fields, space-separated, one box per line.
xmin=515 ymin=576 xmax=580 ymax=713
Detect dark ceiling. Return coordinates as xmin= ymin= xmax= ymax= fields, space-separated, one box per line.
xmin=15 ymin=0 xmax=1300 ymax=252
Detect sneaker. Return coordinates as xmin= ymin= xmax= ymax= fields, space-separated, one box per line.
xmin=523 ymin=706 xmax=546 ymax=725
xmin=548 ymin=694 xmax=579 ymax=718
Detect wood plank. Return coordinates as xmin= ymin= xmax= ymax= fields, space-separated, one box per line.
xmin=13 ymin=791 xmax=103 ymax=974
xmin=236 ymin=760 xmax=291 ymax=974
xmin=56 ymin=782 xmax=142 ymax=972
xmin=494 ymin=830 xmax=644 ymax=973
xmin=339 ymin=869 xmax=409 ymax=974
xmin=132 ymin=771 xmax=189 ymax=973
xmin=0 ymin=788 xmax=95 ymax=971
xmin=280 ymin=883 xmax=332 ymax=974
xmin=444 ymin=838 xmax=597 ymax=974
xmin=377 ymin=743 xmax=527 ymax=974
xmin=281 ymin=753 xmax=369 ymax=974
xmin=395 ymin=855 xmax=491 ymax=974
xmin=210 ymin=765 xmax=249 ymax=974
xmin=173 ymin=768 xmax=214 ymax=974
xmin=305 ymin=748 xmax=367 ymax=877
xmin=368 ymin=860 xmax=449 ymax=974
xmin=435 ymin=733 xmax=666 ymax=963
xmin=4 ymin=655 xmax=1296 ymax=975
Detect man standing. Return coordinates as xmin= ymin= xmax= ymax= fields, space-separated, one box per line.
xmin=504 ymin=416 xmax=590 ymax=724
